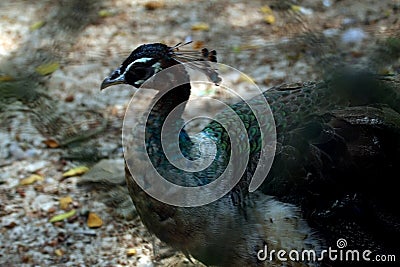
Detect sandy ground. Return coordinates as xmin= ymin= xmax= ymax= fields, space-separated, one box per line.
xmin=0 ymin=0 xmax=399 ymax=266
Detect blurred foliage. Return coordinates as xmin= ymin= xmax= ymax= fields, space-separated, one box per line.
xmin=0 ymin=0 xmax=106 ymax=156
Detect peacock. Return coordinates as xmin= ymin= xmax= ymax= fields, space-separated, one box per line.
xmin=101 ymin=42 xmax=400 ymax=266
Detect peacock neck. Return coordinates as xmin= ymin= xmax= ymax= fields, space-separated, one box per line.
xmin=145 ymin=82 xmax=193 ymax=168
xmin=145 ymin=62 xmax=192 ymax=135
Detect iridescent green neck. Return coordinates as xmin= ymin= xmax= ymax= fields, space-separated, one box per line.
xmin=144 ymin=83 xmax=193 ymax=176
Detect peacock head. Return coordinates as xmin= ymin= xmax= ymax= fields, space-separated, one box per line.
xmin=101 ymin=42 xmax=220 ymax=90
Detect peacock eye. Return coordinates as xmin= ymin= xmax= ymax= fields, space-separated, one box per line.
xmin=126 ymin=66 xmax=156 ymax=87
xmin=133 ymin=67 xmax=150 ymax=78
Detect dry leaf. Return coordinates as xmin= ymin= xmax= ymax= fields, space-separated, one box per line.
xmin=64 ymin=95 xmax=75 ymax=102
xmin=192 ymin=40 xmax=205 ymax=49
xmin=98 ymin=9 xmax=114 ymax=18
xmin=54 ymin=249 xmax=64 ymax=256
xmin=19 ymin=174 xmax=44 ymax=186
xmin=261 ymin=6 xmax=275 ymax=24
xmin=144 ymin=1 xmax=165 ymax=10
xmin=87 ymin=212 xmax=103 ymax=228
xmin=4 ymin=221 xmax=17 ymax=229
xmin=30 ymin=21 xmax=45 ymax=31
xmin=232 ymin=46 xmax=241 ymax=53
xmin=264 ymin=14 xmax=276 ymax=24
xmin=260 ymin=6 xmax=273 ymax=14
xmin=35 ymin=62 xmax=60 ymax=76
xmin=126 ymin=248 xmax=137 ymax=256
xmin=59 ymin=196 xmax=73 ymax=210
xmin=43 ymin=139 xmax=60 ymax=148
xmin=291 ymin=5 xmax=301 ymax=12
xmin=62 ymin=166 xmax=89 ymax=178
xmin=0 ymin=75 xmax=14 ymax=82
xmin=191 ymin=22 xmax=209 ymax=31
xmin=49 ymin=209 xmax=76 ymax=223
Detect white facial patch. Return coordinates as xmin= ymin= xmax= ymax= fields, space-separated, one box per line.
xmin=132 ymin=57 xmax=154 ymax=64
xmin=152 ymin=62 xmax=162 ymax=73
xmin=122 ymin=57 xmax=154 ymax=77
xmin=134 ymin=79 xmax=145 ymax=85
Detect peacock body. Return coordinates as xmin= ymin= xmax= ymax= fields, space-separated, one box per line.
xmin=101 ymin=43 xmax=400 ymax=266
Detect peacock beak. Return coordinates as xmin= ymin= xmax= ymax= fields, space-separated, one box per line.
xmin=100 ymin=68 xmax=126 ymax=90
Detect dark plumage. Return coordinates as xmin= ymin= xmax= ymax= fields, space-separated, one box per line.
xmin=101 ymin=42 xmax=400 ymax=266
